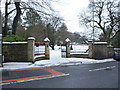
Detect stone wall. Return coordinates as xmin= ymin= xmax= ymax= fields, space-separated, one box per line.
xmin=3 ymin=42 xmax=28 ymax=62
xmin=92 ymin=42 xmax=108 ymax=59
xmin=88 ymin=41 xmax=114 ymax=59
xmin=2 ymin=37 xmax=50 ymax=62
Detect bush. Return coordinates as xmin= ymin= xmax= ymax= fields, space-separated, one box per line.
xmin=112 ymin=31 xmax=120 ymax=48
xmin=3 ymin=35 xmax=26 ymax=42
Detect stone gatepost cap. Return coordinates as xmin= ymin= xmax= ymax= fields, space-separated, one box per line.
xmin=44 ymin=37 xmax=50 ymax=42
xmin=65 ymin=38 xmax=70 ymax=42
xmin=28 ymin=37 xmax=35 ymax=40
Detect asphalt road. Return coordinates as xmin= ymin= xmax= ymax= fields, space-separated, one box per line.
xmin=2 ymin=61 xmax=119 ymax=88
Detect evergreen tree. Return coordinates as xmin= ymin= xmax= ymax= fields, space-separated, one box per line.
xmin=112 ymin=30 xmax=120 ymax=48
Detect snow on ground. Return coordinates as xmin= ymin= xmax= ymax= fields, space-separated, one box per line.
xmin=0 ymin=46 xmax=116 ymax=70
xmin=34 ymin=48 xmax=115 ymax=67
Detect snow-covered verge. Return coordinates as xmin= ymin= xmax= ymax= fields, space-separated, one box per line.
xmin=0 ymin=46 xmax=116 ymax=70
xmin=34 ymin=49 xmax=115 ymax=67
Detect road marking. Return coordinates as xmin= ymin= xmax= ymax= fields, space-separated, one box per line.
xmin=9 ymin=67 xmax=47 ymax=72
xmin=89 ymin=66 xmax=116 ymax=72
xmin=0 ymin=73 xmax=69 ymax=85
xmin=9 ymin=67 xmax=64 ymax=75
xmin=43 ymin=67 xmax=63 ymax=74
xmin=1 ymin=67 xmax=69 ymax=85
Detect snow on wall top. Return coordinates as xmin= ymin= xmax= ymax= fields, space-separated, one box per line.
xmin=65 ymin=38 xmax=70 ymax=42
xmin=28 ymin=37 xmax=35 ymax=40
xmin=44 ymin=37 xmax=50 ymax=42
xmin=3 ymin=42 xmax=28 ymax=44
xmin=93 ymin=42 xmax=108 ymax=45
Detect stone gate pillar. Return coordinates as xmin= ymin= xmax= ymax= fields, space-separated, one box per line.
xmin=65 ymin=38 xmax=71 ymax=58
xmin=88 ymin=40 xmax=93 ymax=58
xmin=93 ymin=42 xmax=108 ymax=59
xmin=28 ymin=37 xmax=35 ymax=62
xmin=44 ymin=37 xmax=50 ymax=59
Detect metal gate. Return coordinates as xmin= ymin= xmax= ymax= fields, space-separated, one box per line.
xmin=70 ymin=44 xmax=89 ymax=54
xmin=34 ymin=42 xmax=45 ymax=57
xmin=61 ymin=43 xmax=89 ymax=58
xmin=61 ymin=44 xmax=67 ymax=58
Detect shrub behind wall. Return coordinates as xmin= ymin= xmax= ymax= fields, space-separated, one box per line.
xmin=3 ymin=35 xmax=26 ymax=42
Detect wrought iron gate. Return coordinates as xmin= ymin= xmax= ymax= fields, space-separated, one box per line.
xmin=61 ymin=44 xmax=67 ymax=58
xmin=34 ymin=42 xmax=45 ymax=57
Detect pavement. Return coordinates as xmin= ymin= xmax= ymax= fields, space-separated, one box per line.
xmin=0 ymin=59 xmax=116 ymax=71
xmin=0 ymin=62 xmax=33 ymax=70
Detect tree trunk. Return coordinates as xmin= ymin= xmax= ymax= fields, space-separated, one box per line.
xmin=3 ymin=2 xmax=9 ymax=37
xmin=12 ymin=2 xmax=21 ymax=35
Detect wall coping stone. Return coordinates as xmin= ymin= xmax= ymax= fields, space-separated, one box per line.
xmin=93 ymin=42 xmax=108 ymax=45
xmin=44 ymin=37 xmax=50 ymax=42
xmin=3 ymin=42 xmax=28 ymax=44
xmin=28 ymin=37 xmax=35 ymax=40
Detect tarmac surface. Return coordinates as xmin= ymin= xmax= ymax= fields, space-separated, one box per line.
xmin=1 ymin=67 xmax=68 ymax=85
xmin=1 ymin=61 xmax=119 ymax=88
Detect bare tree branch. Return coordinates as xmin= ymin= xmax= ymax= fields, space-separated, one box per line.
xmin=79 ymin=0 xmax=119 ymax=43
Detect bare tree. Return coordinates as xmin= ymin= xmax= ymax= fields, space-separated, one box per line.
xmin=2 ymin=0 xmax=57 ymax=36
xmin=79 ymin=0 xmax=119 ymax=43
xmin=12 ymin=0 xmax=21 ymax=35
xmin=3 ymin=0 xmax=11 ymax=36
xmin=56 ymin=23 xmax=68 ymax=43
xmin=45 ymin=16 xmax=64 ymax=50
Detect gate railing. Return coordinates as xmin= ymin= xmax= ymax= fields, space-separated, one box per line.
xmin=70 ymin=44 xmax=89 ymax=54
xmin=34 ymin=38 xmax=50 ymax=61
xmin=61 ymin=38 xmax=89 ymax=58
xmin=34 ymin=42 xmax=45 ymax=56
xmin=61 ymin=44 xmax=67 ymax=58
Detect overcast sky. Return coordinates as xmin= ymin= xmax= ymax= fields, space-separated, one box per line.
xmin=52 ymin=0 xmax=89 ymax=33
xmin=1 ymin=0 xmax=89 ymax=33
